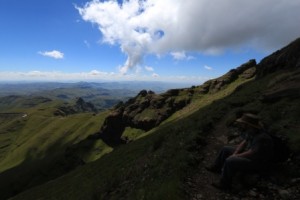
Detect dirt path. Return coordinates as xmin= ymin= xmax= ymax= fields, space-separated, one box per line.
xmin=186 ymin=116 xmax=234 ymax=200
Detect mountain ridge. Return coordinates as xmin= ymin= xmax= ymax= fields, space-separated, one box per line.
xmin=94 ymin=58 xmax=256 ymax=145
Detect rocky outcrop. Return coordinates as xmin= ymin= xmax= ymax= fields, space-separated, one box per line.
xmin=74 ymin=97 xmax=97 ymax=113
xmin=198 ymin=59 xmax=257 ymax=94
xmin=98 ymin=90 xmax=191 ymax=144
xmin=257 ymin=38 xmax=300 ymax=77
xmin=54 ymin=97 xmax=97 ymax=116
xmin=98 ymin=108 xmax=126 ymax=144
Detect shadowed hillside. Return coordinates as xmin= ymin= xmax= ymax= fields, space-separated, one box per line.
xmin=0 ymin=97 xmax=112 ymax=200
xmin=2 ymin=38 xmax=300 ymax=200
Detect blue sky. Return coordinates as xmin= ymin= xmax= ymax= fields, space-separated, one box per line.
xmin=1 ymin=0 xmax=300 ymax=84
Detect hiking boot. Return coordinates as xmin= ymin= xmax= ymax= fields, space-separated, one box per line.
xmin=205 ymin=165 xmax=221 ymax=174
xmin=211 ymin=181 xmax=231 ymax=190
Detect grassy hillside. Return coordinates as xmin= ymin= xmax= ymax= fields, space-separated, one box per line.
xmin=10 ymin=65 xmax=300 ymax=200
xmin=3 ymin=39 xmax=300 ymax=200
xmin=7 ymin=65 xmax=300 ymax=199
xmin=0 ymin=109 xmax=110 ymax=172
xmin=0 ymin=97 xmax=113 ymax=199
xmin=0 ymin=69 xmax=253 ymax=199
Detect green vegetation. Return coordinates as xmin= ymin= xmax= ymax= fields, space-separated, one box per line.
xmin=10 ymin=67 xmax=300 ymax=200
xmin=166 ymin=75 xmax=253 ymax=123
xmin=0 ymin=99 xmax=109 ymax=173
xmin=75 ymin=139 xmax=113 ymax=163
xmin=123 ymin=127 xmax=145 ymax=140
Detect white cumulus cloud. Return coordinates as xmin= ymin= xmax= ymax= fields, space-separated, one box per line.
xmin=204 ymin=65 xmax=213 ymax=70
xmin=145 ymin=66 xmax=154 ymax=72
xmin=38 ymin=50 xmax=64 ymax=59
xmin=77 ymin=0 xmax=300 ymax=72
xmin=171 ymin=51 xmax=194 ymax=61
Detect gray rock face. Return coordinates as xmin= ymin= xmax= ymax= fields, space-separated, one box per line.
xmin=257 ymin=38 xmax=300 ymax=77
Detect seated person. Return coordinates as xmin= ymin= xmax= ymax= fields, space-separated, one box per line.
xmin=206 ymin=113 xmax=274 ymax=190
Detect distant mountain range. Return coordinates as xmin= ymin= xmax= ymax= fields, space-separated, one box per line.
xmin=0 ymin=81 xmax=194 ymax=97
xmin=0 ymin=81 xmax=194 ymax=111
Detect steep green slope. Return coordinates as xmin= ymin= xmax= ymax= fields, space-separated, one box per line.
xmin=0 ymin=98 xmax=110 ymax=169
xmin=0 ymin=98 xmax=113 ymax=199
xmin=0 ymin=110 xmax=109 ymax=172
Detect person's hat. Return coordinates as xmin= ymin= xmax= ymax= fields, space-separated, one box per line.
xmin=236 ymin=113 xmax=262 ymax=129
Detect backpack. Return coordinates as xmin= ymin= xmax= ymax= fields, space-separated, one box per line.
xmin=269 ymin=134 xmax=290 ymax=163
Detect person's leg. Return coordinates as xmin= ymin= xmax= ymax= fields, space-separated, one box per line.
xmin=213 ymin=146 xmax=236 ymax=171
xmin=221 ymin=156 xmax=258 ymax=187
